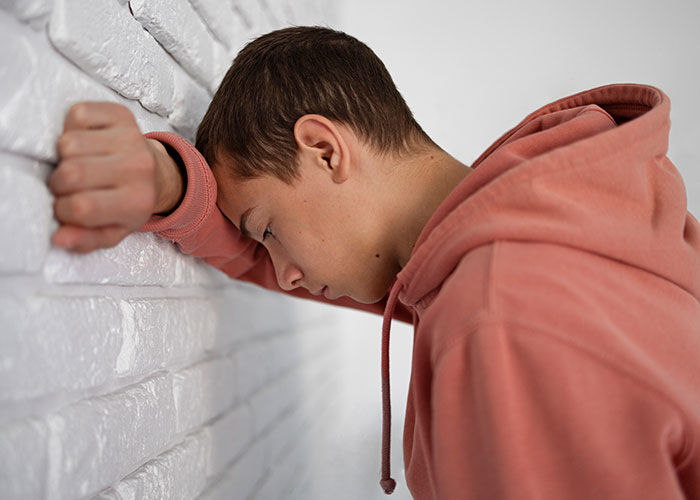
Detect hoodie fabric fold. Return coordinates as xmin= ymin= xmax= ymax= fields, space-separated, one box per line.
xmin=141 ymin=83 xmax=700 ymax=499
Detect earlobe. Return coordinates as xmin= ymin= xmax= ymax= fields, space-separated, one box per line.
xmin=294 ymin=114 xmax=350 ymax=183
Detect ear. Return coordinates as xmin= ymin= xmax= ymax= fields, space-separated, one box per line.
xmin=293 ymin=114 xmax=350 ymax=183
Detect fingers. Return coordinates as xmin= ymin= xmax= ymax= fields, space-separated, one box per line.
xmin=49 ymin=154 xmax=123 ymax=196
xmin=52 ymin=224 xmax=130 ymax=253
xmin=50 ymin=101 xmax=153 ymax=254
xmin=63 ymin=102 xmax=136 ymax=132
xmin=53 ymin=187 xmax=154 ymax=229
xmin=56 ymin=127 xmax=120 ymax=159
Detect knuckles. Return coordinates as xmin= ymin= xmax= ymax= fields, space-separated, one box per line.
xmin=56 ymin=132 xmax=78 ymax=159
xmin=68 ymin=195 xmax=91 ymax=221
xmin=53 ymin=194 xmax=92 ymax=223
xmin=66 ymin=102 xmax=90 ymax=129
xmin=52 ymin=102 xmax=154 ymax=243
xmin=49 ymin=158 xmax=83 ymax=194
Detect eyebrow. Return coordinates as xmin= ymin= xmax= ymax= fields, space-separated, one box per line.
xmin=239 ymin=206 xmax=257 ymax=239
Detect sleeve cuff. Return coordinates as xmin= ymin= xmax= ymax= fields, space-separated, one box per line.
xmin=139 ymin=131 xmax=218 ymax=241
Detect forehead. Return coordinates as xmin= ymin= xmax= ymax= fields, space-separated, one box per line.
xmin=211 ymin=163 xmax=296 ymax=220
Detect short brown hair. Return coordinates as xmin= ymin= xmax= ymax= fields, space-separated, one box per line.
xmin=195 ymin=26 xmax=434 ymax=184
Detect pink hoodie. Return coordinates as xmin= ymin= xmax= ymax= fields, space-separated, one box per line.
xmin=142 ymin=83 xmax=700 ymax=499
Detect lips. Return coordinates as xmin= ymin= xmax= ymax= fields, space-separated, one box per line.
xmin=310 ymin=285 xmax=336 ymax=300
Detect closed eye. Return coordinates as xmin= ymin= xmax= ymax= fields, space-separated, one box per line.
xmin=262 ymin=224 xmax=274 ymax=241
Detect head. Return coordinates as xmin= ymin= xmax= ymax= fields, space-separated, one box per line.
xmin=196 ymin=26 xmax=438 ymax=303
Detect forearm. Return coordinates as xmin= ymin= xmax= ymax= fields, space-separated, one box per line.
xmin=146 ymin=138 xmax=186 ymax=216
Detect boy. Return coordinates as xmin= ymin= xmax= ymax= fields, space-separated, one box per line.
xmin=49 ymin=26 xmax=700 ymax=499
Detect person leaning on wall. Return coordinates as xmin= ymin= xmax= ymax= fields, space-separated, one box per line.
xmin=48 ymin=26 xmax=700 ymax=500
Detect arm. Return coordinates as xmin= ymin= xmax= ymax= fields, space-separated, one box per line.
xmin=49 ymin=102 xmax=410 ymax=321
xmin=429 ymin=321 xmax=686 ymax=499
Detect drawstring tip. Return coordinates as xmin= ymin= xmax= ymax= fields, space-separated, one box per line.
xmin=380 ymin=477 xmax=397 ymax=494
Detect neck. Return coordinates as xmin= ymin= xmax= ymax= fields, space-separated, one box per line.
xmin=387 ymin=147 xmax=473 ymax=268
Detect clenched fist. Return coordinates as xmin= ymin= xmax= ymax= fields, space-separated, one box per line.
xmin=49 ymin=102 xmax=184 ymax=253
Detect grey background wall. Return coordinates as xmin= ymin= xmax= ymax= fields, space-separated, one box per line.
xmin=336 ymin=0 xmax=700 ymax=215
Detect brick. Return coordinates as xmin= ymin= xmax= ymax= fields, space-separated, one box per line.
xmin=264 ymin=334 xmax=300 ymax=381
xmin=0 ymin=151 xmax=52 ymax=179
xmin=0 ymin=12 xmax=170 ymax=163
xmin=196 ymin=437 xmax=265 ymax=500
xmin=249 ymin=367 xmax=299 ymax=437
xmin=173 ymin=356 xmax=237 ymax=434
xmin=45 ymin=372 xmax=176 ymax=500
xmin=210 ymin=41 xmax=231 ymax=93
xmin=0 ymin=166 xmax=53 ymax=273
xmin=130 ymin=0 xmax=229 ymax=91
xmin=43 ymin=232 xmax=219 ymax=286
xmin=0 ymin=295 xmax=121 ymax=403
xmin=234 ymin=0 xmax=273 ymax=37
xmin=95 ymin=431 xmax=209 ymax=500
xmin=48 ymin=0 xmax=175 ymax=116
xmin=212 ymin=283 xmax=304 ymax=346
xmin=169 ymin=67 xmax=212 ymax=142
xmin=264 ymin=404 xmax=304 ymax=465
xmin=187 ymin=0 xmax=244 ymax=51
xmin=0 ymin=0 xmax=51 ymax=24
xmin=205 ymin=404 xmax=254 ymax=477
xmin=0 ymin=418 xmax=48 ymax=500
xmin=117 ymin=298 xmax=217 ymax=377
xmin=249 ymin=443 xmax=305 ymax=500
xmin=263 ymin=0 xmax=297 ymax=26
xmin=233 ymin=342 xmax=269 ymax=399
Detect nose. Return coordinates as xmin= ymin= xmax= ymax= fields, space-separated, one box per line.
xmin=270 ymin=252 xmax=303 ymax=291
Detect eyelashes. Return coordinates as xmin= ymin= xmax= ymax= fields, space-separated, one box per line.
xmin=262 ymin=224 xmax=273 ymax=241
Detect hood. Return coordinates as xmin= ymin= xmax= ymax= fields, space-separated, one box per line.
xmin=378 ymin=83 xmax=700 ymax=495
xmin=398 ymin=83 xmax=699 ymax=307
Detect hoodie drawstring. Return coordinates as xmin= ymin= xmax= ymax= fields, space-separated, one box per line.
xmin=380 ymin=281 xmax=402 ymax=494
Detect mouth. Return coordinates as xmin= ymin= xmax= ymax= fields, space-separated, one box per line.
xmin=311 ymin=286 xmax=337 ymax=300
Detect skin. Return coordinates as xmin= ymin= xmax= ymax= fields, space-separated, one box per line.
xmin=48 ymin=102 xmax=473 ymax=304
xmin=212 ymin=115 xmax=473 ymax=304
xmin=50 ymin=102 xmax=182 ymax=252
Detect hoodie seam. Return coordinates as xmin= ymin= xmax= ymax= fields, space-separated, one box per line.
xmin=487 ymin=242 xmax=499 ymax=317
xmin=432 ymin=317 xmax=694 ymax=467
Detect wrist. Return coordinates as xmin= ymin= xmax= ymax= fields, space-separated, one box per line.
xmin=148 ymin=138 xmax=186 ymax=215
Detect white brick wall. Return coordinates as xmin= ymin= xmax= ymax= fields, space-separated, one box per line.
xmin=0 ymin=2 xmax=347 ymax=499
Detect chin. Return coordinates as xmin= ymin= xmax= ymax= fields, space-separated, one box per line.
xmin=351 ymin=288 xmax=389 ymax=305
xmin=352 ymin=295 xmax=384 ymax=305
xmin=346 ymin=275 xmax=396 ymax=304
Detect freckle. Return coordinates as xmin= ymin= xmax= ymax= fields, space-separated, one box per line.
xmin=375 ymin=254 xmax=380 ymax=258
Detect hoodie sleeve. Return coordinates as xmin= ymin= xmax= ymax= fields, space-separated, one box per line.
xmin=139 ymin=131 xmax=412 ymax=322
xmin=429 ymin=320 xmax=687 ymax=500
